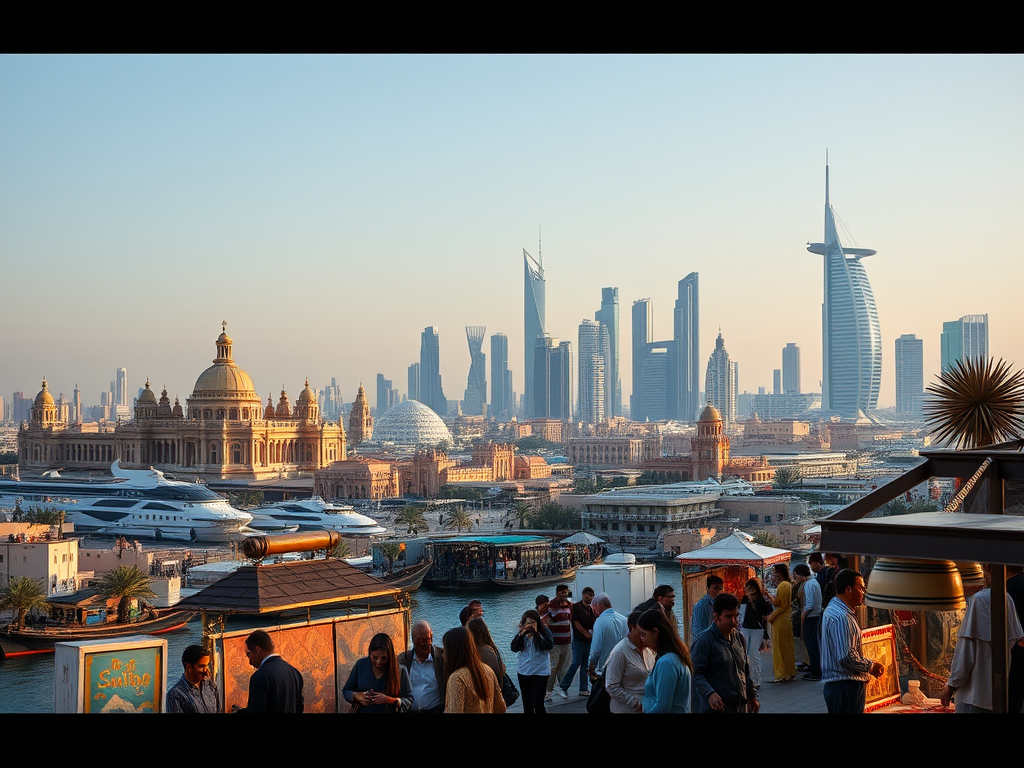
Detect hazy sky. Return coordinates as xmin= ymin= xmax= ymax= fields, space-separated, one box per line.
xmin=2 ymin=54 xmax=1021 ymax=413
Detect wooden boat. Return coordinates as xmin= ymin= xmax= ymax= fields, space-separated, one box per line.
xmin=376 ymin=559 xmax=432 ymax=592
xmin=0 ymin=608 xmax=196 ymax=659
xmin=489 ymin=567 xmax=578 ymax=590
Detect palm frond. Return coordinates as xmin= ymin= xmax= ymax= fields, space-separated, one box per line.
xmin=923 ymin=357 xmax=1024 ymax=449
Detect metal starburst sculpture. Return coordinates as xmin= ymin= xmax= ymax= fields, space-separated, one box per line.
xmin=924 ymin=357 xmax=1024 ymax=449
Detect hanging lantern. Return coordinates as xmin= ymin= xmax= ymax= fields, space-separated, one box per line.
xmin=865 ymin=558 xmax=966 ymax=611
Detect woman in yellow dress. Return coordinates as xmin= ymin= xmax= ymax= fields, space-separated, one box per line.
xmin=767 ymin=562 xmax=796 ymax=682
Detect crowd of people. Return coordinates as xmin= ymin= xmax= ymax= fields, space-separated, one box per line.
xmin=164 ymin=553 xmax=1024 ymax=715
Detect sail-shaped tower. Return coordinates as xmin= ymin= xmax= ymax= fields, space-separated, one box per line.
xmin=807 ymin=161 xmax=881 ymax=419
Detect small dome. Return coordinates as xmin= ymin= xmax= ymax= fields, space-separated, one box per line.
xmin=138 ymin=380 xmax=158 ymax=405
xmin=372 ymin=399 xmax=454 ymax=447
xmin=698 ymin=403 xmax=722 ymax=423
xmin=193 ymin=364 xmax=256 ymax=395
xmin=299 ymin=379 xmax=315 ymax=402
xmin=34 ymin=378 xmax=55 ymax=407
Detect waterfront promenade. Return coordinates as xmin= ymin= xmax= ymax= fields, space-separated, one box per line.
xmin=504 ymin=646 xmax=828 ymax=713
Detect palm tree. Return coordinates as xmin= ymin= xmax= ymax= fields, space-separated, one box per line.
xmin=379 ymin=542 xmax=403 ymax=574
xmin=751 ymin=530 xmax=784 ymax=549
xmin=444 ymin=506 xmax=474 ymax=533
xmin=924 ymin=357 xmax=1024 ymax=449
xmin=98 ymin=566 xmax=156 ymax=624
xmin=395 ymin=506 xmax=429 ymax=535
xmin=0 ymin=576 xmax=50 ymax=630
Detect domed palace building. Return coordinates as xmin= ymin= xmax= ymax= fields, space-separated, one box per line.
xmin=18 ymin=324 xmax=346 ymax=481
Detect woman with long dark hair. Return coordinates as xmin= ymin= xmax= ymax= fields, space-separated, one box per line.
xmin=342 ymin=632 xmax=414 ymax=712
xmin=443 ymin=626 xmax=506 ymax=713
xmin=740 ymin=578 xmax=772 ymax=689
xmin=767 ymin=563 xmax=796 ymax=683
xmin=511 ymin=608 xmax=554 ymax=714
xmin=467 ymin=616 xmax=506 ymax=685
xmin=636 ymin=608 xmax=692 ymax=713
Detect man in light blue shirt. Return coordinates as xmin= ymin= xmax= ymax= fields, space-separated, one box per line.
xmin=588 ymin=593 xmax=628 ymax=677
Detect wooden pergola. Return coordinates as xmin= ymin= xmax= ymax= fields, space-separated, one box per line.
xmin=818 ymin=438 xmax=1024 ymax=712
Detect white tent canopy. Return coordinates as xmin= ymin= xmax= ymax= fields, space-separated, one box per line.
xmin=560 ymin=532 xmax=606 ymax=545
xmin=675 ymin=530 xmax=791 ymax=567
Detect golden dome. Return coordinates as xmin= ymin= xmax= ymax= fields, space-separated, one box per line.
xmin=34 ymin=378 xmax=55 ymax=406
xmin=298 ymin=379 xmax=315 ymax=402
xmin=698 ymin=403 xmax=722 ymax=422
xmin=191 ymin=324 xmax=257 ymax=397
xmin=138 ymin=379 xmax=158 ymax=404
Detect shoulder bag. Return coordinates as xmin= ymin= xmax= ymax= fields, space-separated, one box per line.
xmin=586 ymin=671 xmax=611 ymax=714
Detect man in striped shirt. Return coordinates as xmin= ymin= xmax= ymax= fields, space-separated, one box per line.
xmin=820 ymin=569 xmax=884 ymax=713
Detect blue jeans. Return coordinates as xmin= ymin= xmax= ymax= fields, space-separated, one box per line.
xmin=559 ymin=639 xmax=592 ymax=693
xmin=823 ymin=679 xmax=866 ymax=713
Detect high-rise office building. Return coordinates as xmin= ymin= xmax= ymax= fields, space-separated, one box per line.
xmin=578 ymin=319 xmax=607 ymax=424
xmin=523 ymin=248 xmax=546 ymax=417
xmin=940 ymin=314 xmax=989 ymax=373
xmin=895 ymin=333 xmax=924 ymax=415
xmin=463 ymin=326 xmax=487 ymax=416
xmin=115 ymin=368 xmax=128 ymax=407
xmin=640 ymin=347 xmax=670 ymax=421
xmin=407 ymin=363 xmax=420 ymax=403
xmin=594 ymin=287 xmax=621 ymax=418
xmin=807 ymin=162 xmax=881 ymax=418
xmin=531 ymin=335 xmax=573 ymax=420
xmin=72 ymin=383 xmax=82 ymax=425
xmin=490 ymin=333 xmax=511 ymax=421
xmin=773 ymin=370 xmax=782 ymax=395
xmin=704 ymin=331 xmax=736 ymax=425
xmin=376 ymin=373 xmax=398 ymax=416
xmin=631 ymin=298 xmax=653 ymax=420
xmin=419 ymin=327 xmax=447 ymax=416
xmin=672 ymin=273 xmax=700 ymax=421
xmin=782 ymin=343 xmax=801 ymax=394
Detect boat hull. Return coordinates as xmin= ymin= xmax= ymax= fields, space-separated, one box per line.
xmin=0 ymin=610 xmax=196 ymax=659
xmin=489 ymin=569 xmax=578 ymax=590
xmin=377 ymin=560 xmax=432 ymax=592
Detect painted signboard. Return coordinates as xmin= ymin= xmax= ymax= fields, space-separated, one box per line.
xmin=54 ymin=636 xmax=167 ymax=713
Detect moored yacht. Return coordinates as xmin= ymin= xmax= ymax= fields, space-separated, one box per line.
xmin=0 ymin=461 xmax=252 ymax=542
xmin=246 ymin=497 xmax=387 ymax=537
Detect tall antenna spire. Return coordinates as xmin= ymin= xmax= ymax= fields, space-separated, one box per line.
xmin=538 ymin=225 xmax=543 ymax=268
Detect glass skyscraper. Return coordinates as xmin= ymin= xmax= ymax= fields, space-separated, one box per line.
xmin=673 ymin=272 xmax=700 ymax=421
xmin=523 ymin=248 xmax=545 ymax=417
xmin=594 ymin=287 xmax=621 ymax=418
xmin=807 ymin=163 xmax=881 ymax=419
xmin=940 ymin=314 xmax=989 ymax=373
xmin=490 ymin=333 xmax=511 ymax=420
xmin=419 ymin=326 xmax=447 ymax=416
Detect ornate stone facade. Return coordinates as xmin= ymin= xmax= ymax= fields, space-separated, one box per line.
xmin=18 ymin=324 xmax=346 ymax=480
xmin=348 ymin=384 xmax=373 ymax=448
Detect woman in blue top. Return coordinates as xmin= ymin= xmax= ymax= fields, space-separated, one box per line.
xmin=637 ymin=608 xmax=692 ymax=713
xmin=342 ymin=632 xmax=414 ymax=713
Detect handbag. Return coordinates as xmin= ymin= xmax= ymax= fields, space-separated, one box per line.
xmin=586 ymin=671 xmax=611 ymax=714
xmin=759 ymin=630 xmax=772 ymax=654
xmin=501 ymin=672 xmax=520 ymax=706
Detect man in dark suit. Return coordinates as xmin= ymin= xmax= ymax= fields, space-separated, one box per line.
xmin=398 ymin=620 xmax=446 ymax=712
xmin=236 ymin=629 xmax=304 ymax=713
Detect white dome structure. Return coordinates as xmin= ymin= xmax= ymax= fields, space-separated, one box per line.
xmin=371 ymin=399 xmax=453 ymax=447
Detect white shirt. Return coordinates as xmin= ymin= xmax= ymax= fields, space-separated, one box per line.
xmin=589 ymin=609 xmax=629 ymax=674
xmin=604 ymin=636 xmax=656 ymax=714
xmin=948 ymin=589 xmax=1024 ymax=711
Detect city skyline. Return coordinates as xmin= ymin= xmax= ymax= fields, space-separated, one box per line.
xmin=2 ymin=55 xmax=1022 ymax=413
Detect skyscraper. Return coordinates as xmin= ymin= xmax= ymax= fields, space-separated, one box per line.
xmin=672 ymin=272 xmax=700 ymax=421
xmin=578 ymin=319 xmax=607 ymax=424
xmin=523 ymin=248 xmax=546 ymax=417
xmin=419 ymin=327 xmax=447 ymax=416
xmin=704 ymin=331 xmax=736 ymax=425
xmin=531 ymin=335 xmax=573 ymax=420
xmin=807 ymin=161 xmax=881 ymax=418
xmin=782 ymin=343 xmax=801 ymax=394
xmin=631 ymin=298 xmax=653 ymax=420
xmin=640 ymin=346 xmax=670 ymax=421
xmin=895 ymin=334 xmax=924 ymax=415
xmin=115 ymin=367 xmax=128 ymax=407
xmin=490 ymin=333 xmax=511 ymax=421
xmin=464 ymin=326 xmax=487 ymax=416
xmin=407 ymin=363 xmax=420 ymax=403
xmin=594 ymin=287 xmax=621 ymax=418
xmin=940 ymin=314 xmax=989 ymax=373
xmin=376 ymin=374 xmax=397 ymax=416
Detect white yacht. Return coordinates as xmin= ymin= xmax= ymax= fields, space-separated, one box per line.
xmin=246 ymin=497 xmax=387 ymax=537
xmin=0 ymin=461 xmax=252 ymax=542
